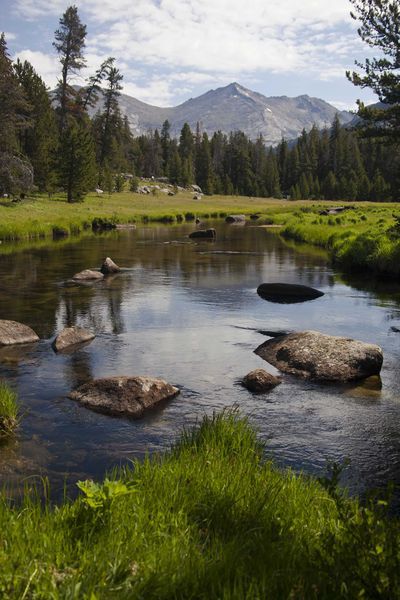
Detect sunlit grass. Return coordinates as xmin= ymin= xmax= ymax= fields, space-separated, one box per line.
xmin=0 ymin=382 xmax=19 ymax=438
xmin=0 ymin=411 xmax=398 ymax=598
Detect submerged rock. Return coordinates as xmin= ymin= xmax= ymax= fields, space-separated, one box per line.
xmin=0 ymin=320 xmax=39 ymax=346
xmin=72 ymin=269 xmax=104 ymax=281
xmin=255 ymin=330 xmax=383 ymax=382
xmin=242 ymin=369 xmax=281 ymax=393
xmin=257 ymin=283 xmax=324 ymax=304
xmin=69 ymin=376 xmax=180 ymax=418
xmin=100 ymin=257 xmax=121 ymax=274
xmin=225 ymin=214 xmax=246 ymax=223
xmin=52 ymin=326 xmax=95 ymax=353
xmin=189 ymin=228 xmax=216 ymax=239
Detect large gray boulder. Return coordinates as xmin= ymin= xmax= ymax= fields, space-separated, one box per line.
xmin=0 ymin=320 xmax=39 ymax=346
xmin=69 ymin=376 xmax=180 ymax=418
xmin=257 ymin=283 xmax=324 ymax=303
xmin=100 ymin=257 xmax=121 ymax=274
xmin=242 ymin=369 xmax=281 ymax=393
xmin=255 ymin=330 xmax=383 ymax=382
xmin=72 ymin=269 xmax=104 ymax=281
xmin=52 ymin=326 xmax=95 ymax=353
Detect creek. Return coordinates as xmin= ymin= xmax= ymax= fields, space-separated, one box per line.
xmin=0 ymin=222 xmax=400 ymax=504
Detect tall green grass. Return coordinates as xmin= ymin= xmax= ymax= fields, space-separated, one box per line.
xmin=0 ymin=411 xmax=398 ymax=598
xmin=0 ymin=382 xmax=19 ymax=438
xmin=279 ymin=206 xmax=400 ymax=277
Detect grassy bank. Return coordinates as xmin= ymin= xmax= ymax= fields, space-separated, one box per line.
xmin=0 ymin=191 xmax=294 ymax=242
xmin=268 ymin=204 xmax=400 ymax=277
xmin=0 ymin=412 xmax=398 ymax=598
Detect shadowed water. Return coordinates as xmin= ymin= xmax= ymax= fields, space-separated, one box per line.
xmin=0 ymin=222 xmax=400 ymax=504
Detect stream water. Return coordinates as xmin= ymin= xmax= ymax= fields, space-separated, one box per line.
xmin=0 ymin=222 xmax=400 ymax=504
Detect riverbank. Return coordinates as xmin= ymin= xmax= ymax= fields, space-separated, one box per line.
xmin=266 ymin=203 xmax=400 ymax=278
xmin=1 ymin=191 xmax=400 ymax=277
xmin=0 ymin=411 xmax=398 ymax=598
xmin=0 ymin=191 xmax=292 ymax=242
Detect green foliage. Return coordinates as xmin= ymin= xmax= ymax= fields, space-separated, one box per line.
xmin=0 ymin=412 xmax=399 ymax=598
xmin=59 ymin=118 xmax=97 ymax=202
xmin=0 ymin=382 xmax=19 ymax=438
xmin=347 ymin=0 xmax=400 ymax=142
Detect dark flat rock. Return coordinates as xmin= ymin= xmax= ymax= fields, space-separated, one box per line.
xmin=189 ymin=229 xmax=216 ymax=239
xmin=69 ymin=376 xmax=180 ymax=418
xmin=255 ymin=330 xmax=383 ymax=382
xmin=0 ymin=320 xmax=39 ymax=346
xmin=257 ymin=283 xmax=324 ymax=304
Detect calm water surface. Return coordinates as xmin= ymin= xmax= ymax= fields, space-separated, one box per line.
xmin=0 ymin=222 xmax=400 ymax=502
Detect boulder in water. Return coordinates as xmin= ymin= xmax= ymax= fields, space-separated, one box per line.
xmin=257 ymin=283 xmax=324 ymax=304
xmin=242 ymin=369 xmax=281 ymax=393
xmin=100 ymin=257 xmax=121 ymax=274
xmin=255 ymin=330 xmax=383 ymax=382
xmin=52 ymin=326 xmax=95 ymax=353
xmin=69 ymin=376 xmax=180 ymax=418
xmin=0 ymin=320 xmax=39 ymax=346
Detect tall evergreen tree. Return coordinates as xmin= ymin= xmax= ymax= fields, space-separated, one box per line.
xmin=59 ymin=117 xmax=97 ymax=202
xmin=347 ymin=0 xmax=400 ymax=142
xmin=53 ymin=5 xmax=87 ymax=131
xmin=14 ymin=59 xmax=58 ymax=192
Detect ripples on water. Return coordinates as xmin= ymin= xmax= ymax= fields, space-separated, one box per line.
xmin=0 ymin=222 xmax=400 ymax=504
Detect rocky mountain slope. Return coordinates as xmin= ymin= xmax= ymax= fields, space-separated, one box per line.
xmin=90 ymin=82 xmax=353 ymax=145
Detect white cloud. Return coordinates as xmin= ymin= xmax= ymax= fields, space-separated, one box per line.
xmin=10 ymin=0 xmax=371 ymax=105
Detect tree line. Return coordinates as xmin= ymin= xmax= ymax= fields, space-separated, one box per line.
xmin=0 ymin=1 xmax=399 ymax=202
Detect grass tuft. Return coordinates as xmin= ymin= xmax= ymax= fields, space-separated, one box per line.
xmin=0 ymin=382 xmax=19 ymax=438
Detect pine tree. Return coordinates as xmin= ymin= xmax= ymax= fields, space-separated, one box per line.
xmin=347 ymin=0 xmax=400 ymax=142
xmin=14 ymin=59 xmax=58 ymax=192
xmin=53 ymin=5 xmax=87 ymax=131
xmin=0 ymin=34 xmax=30 ymax=153
xmin=59 ymin=117 xmax=97 ymax=202
xmin=161 ymin=120 xmax=171 ymax=176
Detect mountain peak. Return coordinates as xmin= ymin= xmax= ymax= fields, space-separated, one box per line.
xmin=92 ymin=82 xmax=352 ymax=145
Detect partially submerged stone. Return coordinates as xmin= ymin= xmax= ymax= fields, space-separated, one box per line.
xmin=242 ymin=369 xmax=281 ymax=393
xmin=100 ymin=257 xmax=121 ymax=275
xmin=72 ymin=269 xmax=104 ymax=281
xmin=52 ymin=326 xmax=95 ymax=353
xmin=255 ymin=330 xmax=383 ymax=382
xmin=225 ymin=214 xmax=246 ymax=223
xmin=69 ymin=376 xmax=180 ymax=418
xmin=189 ymin=228 xmax=216 ymax=239
xmin=257 ymin=283 xmax=324 ymax=304
xmin=0 ymin=320 xmax=39 ymax=346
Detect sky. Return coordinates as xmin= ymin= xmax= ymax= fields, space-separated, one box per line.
xmin=1 ymin=0 xmax=378 ymax=111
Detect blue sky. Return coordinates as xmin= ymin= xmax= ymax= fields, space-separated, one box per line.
xmin=1 ymin=0 xmax=377 ymax=110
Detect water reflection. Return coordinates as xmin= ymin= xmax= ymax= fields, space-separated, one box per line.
xmin=0 ymin=223 xmax=399 ymax=506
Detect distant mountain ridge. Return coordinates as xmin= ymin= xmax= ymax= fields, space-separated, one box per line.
xmin=89 ymin=82 xmax=353 ymax=145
